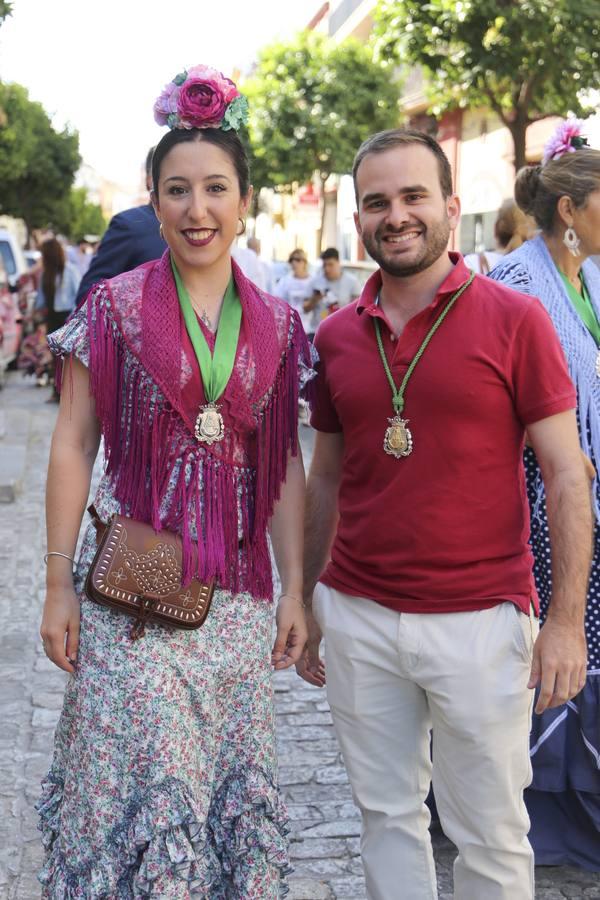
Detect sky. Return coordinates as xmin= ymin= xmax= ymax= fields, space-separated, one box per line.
xmin=0 ymin=0 xmax=319 ymax=194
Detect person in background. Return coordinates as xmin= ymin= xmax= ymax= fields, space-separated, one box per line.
xmin=247 ymin=235 xmax=272 ymax=292
xmin=231 ymin=237 xmax=267 ymax=289
xmin=464 ymin=199 xmax=536 ymax=274
xmin=306 ymin=246 xmax=361 ymax=318
xmin=75 ymin=148 xmax=167 ymax=304
xmin=66 ymin=237 xmax=92 ymax=280
xmin=490 ymin=119 xmax=600 ymax=872
xmin=36 ymin=238 xmax=80 ymax=400
xmin=274 ymin=249 xmax=314 ymax=337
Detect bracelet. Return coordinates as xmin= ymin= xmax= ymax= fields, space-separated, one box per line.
xmin=278 ymin=593 xmax=306 ymax=609
xmin=44 ymin=551 xmax=75 ymax=566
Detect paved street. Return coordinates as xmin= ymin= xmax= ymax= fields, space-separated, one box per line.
xmin=1 ymin=372 xmax=599 ymax=899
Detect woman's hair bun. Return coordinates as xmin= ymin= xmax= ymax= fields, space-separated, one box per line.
xmin=514 ymin=165 xmax=542 ymax=216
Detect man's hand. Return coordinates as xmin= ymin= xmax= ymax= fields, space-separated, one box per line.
xmin=528 ymin=616 xmax=587 ymax=714
xmin=295 ymin=606 xmax=326 ymax=687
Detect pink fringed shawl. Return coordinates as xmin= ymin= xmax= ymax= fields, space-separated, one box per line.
xmin=58 ymin=252 xmax=313 ymax=600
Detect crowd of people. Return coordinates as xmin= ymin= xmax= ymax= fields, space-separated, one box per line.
xmin=31 ymin=61 xmax=600 ymax=900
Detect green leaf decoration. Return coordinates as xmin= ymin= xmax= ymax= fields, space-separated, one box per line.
xmin=167 ymin=113 xmax=179 ymax=129
xmin=222 ymin=95 xmax=249 ymax=132
xmin=173 ymin=71 xmax=187 ymax=86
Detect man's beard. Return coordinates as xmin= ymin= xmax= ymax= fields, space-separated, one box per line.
xmin=362 ymin=218 xmax=451 ymax=277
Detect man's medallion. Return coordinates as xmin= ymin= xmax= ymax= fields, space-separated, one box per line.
xmin=383 ymin=415 xmax=413 ymax=458
xmin=195 ymin=403 xmax=224 ymax=444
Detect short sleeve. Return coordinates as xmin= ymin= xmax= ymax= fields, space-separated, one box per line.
xmin=46 ymin=294 xmax=91 ymax=368
xmin=310 ymin=326 xmax=342 ymax=433
xmin=510 ymin=299 xmax=577 ymax=425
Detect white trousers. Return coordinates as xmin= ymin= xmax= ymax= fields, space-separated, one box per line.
xmin=312 ymin=585 xmax=538 ymax=900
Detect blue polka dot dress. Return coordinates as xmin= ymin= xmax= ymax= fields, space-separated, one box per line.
xmin=524 ymin=446 xmax=600 ymax=870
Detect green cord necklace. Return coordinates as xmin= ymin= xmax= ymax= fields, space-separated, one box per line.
xmin=374 ymin=272 xmax=475 ymax=458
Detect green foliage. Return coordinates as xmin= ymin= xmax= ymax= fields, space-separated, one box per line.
xmin=0 ymin=81 xmax=81 ymax=231
xmin=55 ymin=187 xmax=106 ymax=241
xmin=374 ymin=0 xmax=600 ymax=168
xmin=0 ymin=2 xmax=12 ymax=26
xmin=244 ymin=32 xmax=400 ymax=192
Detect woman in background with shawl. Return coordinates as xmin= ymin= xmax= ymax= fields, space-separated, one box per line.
xmin=37 ymin=66 xmax=312 ymax=897
xmin=490 ymin=120 xmax=600 ymax=871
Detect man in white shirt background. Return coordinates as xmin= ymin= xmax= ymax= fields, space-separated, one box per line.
xmin=306 ymin=246 xmax=361 ymax=317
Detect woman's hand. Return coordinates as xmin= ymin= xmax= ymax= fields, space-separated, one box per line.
xmin=271 ymin=594 xmax=308 ymax=670
xmin=40 ymin=583 xmax=80 ymax=674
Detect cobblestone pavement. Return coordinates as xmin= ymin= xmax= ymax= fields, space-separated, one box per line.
xmin=1 ymin=373 xmax=599 ymax=899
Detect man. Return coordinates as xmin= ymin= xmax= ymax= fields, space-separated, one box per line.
xmin=298 ymin=129 xmax=591 ymax=899
xmin=305 ymin=247 xmax=360 ymax=319
xmin=66 ymin=237 xmax=92 ymax=280
xmin=75 ymin=148 xmax=166 ymax=304
xmin=247 ymin=235 xmax=272 ymax=292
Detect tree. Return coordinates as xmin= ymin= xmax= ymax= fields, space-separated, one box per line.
xmin=0 ymin=2 xmax=12 ymax=26
xmin=55 ymin=187 xmax=106 ymax=241
xmin=373 ymin=0 xmax=600 ymax=171
xmin=244 ymin=33 xmax=400 ymax=248
xmin=0 ymin=82 xmax=81 ymax=234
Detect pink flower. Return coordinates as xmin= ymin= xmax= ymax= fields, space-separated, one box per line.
xmin=177 ymin=79 xmax=228 ymax=128
xmin=153 ymin=81 xmax=180 ymax=126
xmin=187 ymin=65 xmax=239 ymax=104
xmin=543 ymin=118 xmax=586 ymax=165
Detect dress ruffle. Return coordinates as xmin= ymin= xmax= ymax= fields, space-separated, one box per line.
xmin=37 ymin=768 xmax=290 ymax=898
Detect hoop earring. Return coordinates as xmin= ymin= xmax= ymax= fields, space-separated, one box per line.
xmin=237 ymin=218 xmax=246 ymax=236
xmin=159 ymin=223 xmax=165 ymax=241
xmin=563 ymin=226 xmax=581 ymax=257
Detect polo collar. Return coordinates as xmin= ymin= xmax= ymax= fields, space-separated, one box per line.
xmin=357 ymin=253 xmax=472 ymax=318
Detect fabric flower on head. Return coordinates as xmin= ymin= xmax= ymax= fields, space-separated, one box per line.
xmin=542 ymin=118 xmax=589 ymax=165
xmin=153 ymin=65 xmax=248 ymax=132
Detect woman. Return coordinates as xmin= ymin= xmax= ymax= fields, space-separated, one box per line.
xmin=464 ymin=198 xmax=535 ymax=274
xmin=490 ymin=119 xmax=600 ymax=871
xmin=274 ymin=250 xmax=315 ymax=337
xmin=35 ymin=238 xmax=80 ymax=394
xmin=37 ymin=66 xmax=312 ymax=898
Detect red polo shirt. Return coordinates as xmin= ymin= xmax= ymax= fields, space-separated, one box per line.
xmin=311 ymin=254 xmax=576 ymax=615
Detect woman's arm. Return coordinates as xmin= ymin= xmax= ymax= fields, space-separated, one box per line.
xmin=269 ymin=449 xmax=307 ymax=670
xmin=40 ymin=357 xmax=101 ymax=673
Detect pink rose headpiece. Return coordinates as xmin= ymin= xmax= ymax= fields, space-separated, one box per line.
xmin=542 ymin=118 xmax=590 ymax=165
xmin=153 ymin=65 xmax=249 ymax=132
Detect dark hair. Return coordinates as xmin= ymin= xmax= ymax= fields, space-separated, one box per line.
xmin=493 ymin=199 xmax=535 ymax=251
xmin=151 ymin=128 xmax=250 ymax=198
xmin=514 ymin=149 xmax=600 ymax=233
xmin=41 ymin=238 xmax=65 ymax=309
xmin=352 ymin=128 xmax=453 ymax=203
xmin=320 ymin=247 xmax=339 ymax=261
xmin=145 ymin=146 xmax=155 ymax=178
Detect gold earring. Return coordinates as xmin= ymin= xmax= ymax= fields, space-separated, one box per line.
xmin=159 ymin=223 xmax=165 ymax=240
xmin=237 ymin=218 xmax=246 ymax=236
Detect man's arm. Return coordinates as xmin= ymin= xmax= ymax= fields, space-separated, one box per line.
xmin=296 ymin=430 xmax=344 ymax=685
xmin=303 ymin=290 xmax=324 ymax=313
xmin=527 ymin=409 xmax=593 ymax=713
xmin=75 ymin=214 xmax=131 ymax=303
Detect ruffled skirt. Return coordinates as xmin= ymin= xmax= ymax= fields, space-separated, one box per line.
xmin=37 ymin=528 xmax=290 ymax=898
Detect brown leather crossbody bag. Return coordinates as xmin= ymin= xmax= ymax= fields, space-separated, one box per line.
xmin=85 ymin=507 xmax=214 ymax=639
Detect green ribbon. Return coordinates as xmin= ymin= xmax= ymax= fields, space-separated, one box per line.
xmin=171 ymin=257 xmax=242 ymax=404
xmin=558 ymin=269 xmax=600 ymax=347
xmin=374 ymin=272 xmax=475 ymax=415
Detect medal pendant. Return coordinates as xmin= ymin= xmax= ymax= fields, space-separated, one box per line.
xmin=596 ymin=351 xmax=600 ymax=379
xmin=195 ymin=403 xmax=224 ymax=445
xmin=384 ymin=415 xmax=413 ymax=458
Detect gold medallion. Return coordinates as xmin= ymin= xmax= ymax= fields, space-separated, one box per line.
xmin=383 ymin=415 xmax=413 ymax=458
xmin=195 ymin=403 xmax=224 ymax=444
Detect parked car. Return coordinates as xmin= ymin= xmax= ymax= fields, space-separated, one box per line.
xmin=0 ymin=253 xmax=22 ymax=386
xmin=0 ymin=229 xmax=37 ymax=318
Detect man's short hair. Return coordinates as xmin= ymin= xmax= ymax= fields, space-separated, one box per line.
xmin=320 ymin=247 xmax=340 ymax=261
xmin=352 ymin=129 xmax=453 ymax=203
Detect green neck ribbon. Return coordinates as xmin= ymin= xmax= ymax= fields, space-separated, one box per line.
xmin=559 ymin=269 xmax=600 ymax=347
xmin=171 ymin=257 xmax=242 ymax=403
